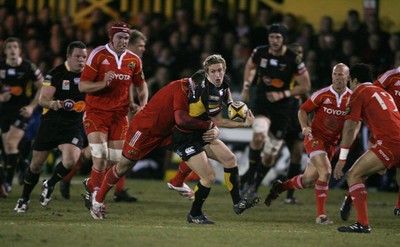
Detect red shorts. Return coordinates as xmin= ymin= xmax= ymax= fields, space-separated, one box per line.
xmin=304 ymin=134 xmax=335 ymax=160
xmin=83 ymin=111 xmax=128 ymax=141
xmin=122 ymin=124 xmax=172 ymax=161
xmin=369 ymin=139 xmax=400 ymax=169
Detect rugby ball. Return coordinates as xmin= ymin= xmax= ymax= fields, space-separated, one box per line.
xmin=228 ymin=101 xmax=248 ymax=122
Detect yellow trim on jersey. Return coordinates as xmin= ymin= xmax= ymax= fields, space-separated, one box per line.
xmin=43 ymin=81 xmax=52 ymax=86
xmin=189 ymin=100 xmax=206 ymax=117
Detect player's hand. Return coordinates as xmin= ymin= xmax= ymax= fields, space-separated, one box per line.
xmin=49 ymin=100 xmax=63 ymax=111
xmin=244 ymin=109 xmax=254 ymax=127
xmin=302 ymin=127 xmax=312 ymax=136
xmin=20 ymin=104 xmax=35 ymax=118
xmin=241 ymin=89 xmax=250 ymax=103
xmin=104 ymin=71 xmax=115 ymax=87
xmin=0 ymin=91 xmax=12 ymax=102
xmin=266 ymin=91 xmax=284 ymax=102
xmin=130 ymin=102 xmax=142 ymax=114
xmin=333 ymin=160 xmax=346 ymax=180
xmin=203 ymin=127 xmax=220 ymax=142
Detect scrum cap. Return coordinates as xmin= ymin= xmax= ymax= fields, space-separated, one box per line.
xmin=268 ymin=23 xmax=288 ymax=40
xmin=109 ymin=21 xmax=130 ymax=41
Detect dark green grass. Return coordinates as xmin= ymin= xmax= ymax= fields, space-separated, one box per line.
xmin=1 ymin=177 xmax=399 ymax=247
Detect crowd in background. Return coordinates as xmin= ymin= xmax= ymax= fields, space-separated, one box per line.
xmin=1 ymin=3 xmax=400 ymax=191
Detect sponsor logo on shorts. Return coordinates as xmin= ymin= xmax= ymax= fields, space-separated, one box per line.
xmin=72 ymin=137 xmax=79 ymax=145
xmin=378 ymin=149 xmax=390 ymax=161
xmin=85 ymin=123 xmax=90 ymax=129
xmin=312 ymin=140 xmax=318 ymax=147
xmin=128 ymin=150 xmax=137 ymax=156
xmin=185 ymin=146 xmax=195 ymax=155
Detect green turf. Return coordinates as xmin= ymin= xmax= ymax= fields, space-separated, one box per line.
xmin=1 ymin=177 xmax=399 ymax=247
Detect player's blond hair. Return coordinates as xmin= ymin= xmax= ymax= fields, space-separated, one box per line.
xmin=203 ymin=54 xmax=226 ymax=73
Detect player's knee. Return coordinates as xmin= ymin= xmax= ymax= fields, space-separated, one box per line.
xmin=108 ymin=148 xmax=122 ymax=162
xmin=223 ymin=154 xmax=237 ymax=168
xmin=319 ymin=170 xmax=332 ymax=182
xmin=263 ymin=134 xmax=284 ymax=158
xmin=89 ymin=143 xmax=108 ymax=160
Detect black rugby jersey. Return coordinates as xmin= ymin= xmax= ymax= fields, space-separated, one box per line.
xmin=42 ymin=62 xmax=85 ymax=123
xmin=251 ymin=45 xmax=305 ymax=106
xmin=0 ymin=59 xmax=42 ymax=112
xmin=188 ymin=74 xmax=230 ymax=122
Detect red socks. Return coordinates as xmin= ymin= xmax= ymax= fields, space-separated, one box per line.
xmin=282 ymin=174 xmax=304 ymax=192
xmin=349 ymin=182 xmax=369 ymax=226
xmin=169 ymin=161 xmax=192 ymax=187
xmin=96 ymin=165 xmax=121 ymax=202
xmin=89 ymin=167 xmax=106 ymax=192
xmin=314 ymin=179 xmax=329 ymax=216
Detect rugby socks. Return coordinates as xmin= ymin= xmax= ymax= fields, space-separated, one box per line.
xmin=169 ymin=161 xmax=192 ymax=187
xmin=246 ymin=147 xmax=262 ymax=185
xmin=114 ymin=175 xmax=126 ymax=193
xmin=190 ymin=182 xmax=211 ymax=216
xmin=224 ymin=167 xmax=241 ymax=204
xmin=63 ymin=162 xmax=82 ymax=182
xmin=315 ymin=179 xmax=329 ymax=216
xmin=21 ymin=167 xmax=40 ymax=201
xmin=286 ymin=162 xmax=301 ymax=199
xmin=282 ymin=174 xmax=304 ymax=192
xmin=255 ymin=164 xmax=270 ymax=191
xmin=5 ymin=153 xmax=19 ymax=185
xmin=349 ymin=182 xmax=369 ymax=226
xmin=96 ymin=165 xmax=120 ymax=202
xmin=47 ymin=162 xmax=70 ymax=187
xmin=89 ymin=167 xmax=106 ymax=192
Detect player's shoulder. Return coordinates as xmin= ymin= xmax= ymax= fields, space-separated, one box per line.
xmin=311 ymin=86 xmax=331 ymax=100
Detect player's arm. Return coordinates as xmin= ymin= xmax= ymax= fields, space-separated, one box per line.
xmin=267 ymin=71 xmax=311 ymax=102
xmin=39 ymin=82 xmax=62 ymax=111
xmin=298 ymin=109 xmax=311 ymax=136
xmin=79 ymin=71 xmax=114 ymax=93
xmin=20 ymin=70 xmax=44 ymax=118
xmin=333 ymin=119 xmax=361 ymax=180
xmin=241 ymin=58 xmax=257 ymax=102
xmin=135 ymin=81 xmax=148 ymax=109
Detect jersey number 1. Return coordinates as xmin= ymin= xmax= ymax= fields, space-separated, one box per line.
xmin=372 ymin=92 xmax=398 ymax=112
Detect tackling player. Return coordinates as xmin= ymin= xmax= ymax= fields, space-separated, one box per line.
xmin=169 ymin=55 xmax=257 ymax=224
xmin=89 ymin=71 xmax=217 ymax=219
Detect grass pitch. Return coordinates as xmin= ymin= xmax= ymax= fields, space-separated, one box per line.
xmin=1 ymin=177 xmax=399 ymax=247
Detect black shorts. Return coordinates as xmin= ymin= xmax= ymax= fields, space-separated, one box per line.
xmin=285 ymin=99 xmax=303 ymax=142
xmin=0 ymin=112 xmax=30 ymax=133
xmin=32 ymin=118 xmax=83 ymax=151
xmin=253 ymin=102 xmax=292 ymax=139
xmin=170 ymin=127 xmax=207 ymax=161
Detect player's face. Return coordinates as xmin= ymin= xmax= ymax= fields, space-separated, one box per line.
xmin=4 ymin=41 xmax=21 ymax=60
xmin=206 ymin=63 xmax=225 ymax=87
xmin=331 ymin=65 xmax=349 ymax=93
xmin=67 ymin=48 xmax=87 ymax=73
xmin=268 ymin=33 xmax=284 ymax=52
xmin=112 ymin=32 xmax=130 ymax=55
xmin=129 ymin=39 xmax=146 ymax=58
